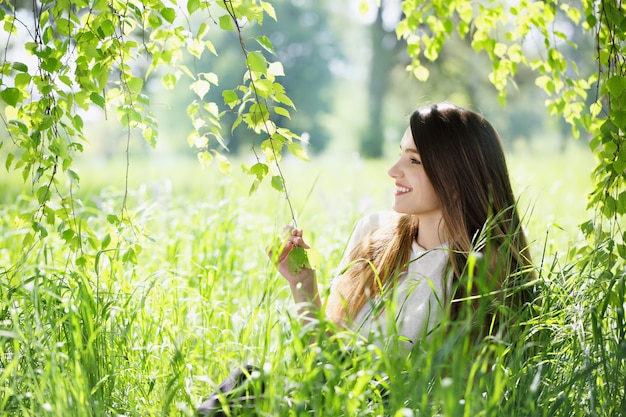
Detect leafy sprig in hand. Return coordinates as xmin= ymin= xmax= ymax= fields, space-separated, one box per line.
xmin=269 ymin=225 xmax=320 ymax=280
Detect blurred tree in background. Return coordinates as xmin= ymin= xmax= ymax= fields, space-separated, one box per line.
xmin=262 ymin=0 xmax=340 ymax=154
xmin=1 ymin=0 xmax=599 ymax=161
xmin=359 ymin=0 xmax=405 ymax=158
xmin=0 ymin=0 xmax=620 ymax=214
xmin=357 ymin=0 xmax=600 ymax=156
xmin=146 ymin=0 xmax=341 ymax=155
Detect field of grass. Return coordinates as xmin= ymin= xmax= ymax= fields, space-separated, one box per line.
xmin=1 ymin=142 xmax=624 ymax=416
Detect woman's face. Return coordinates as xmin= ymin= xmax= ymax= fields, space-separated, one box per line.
xmin=388 ymin=128 xmax=442 ymax=219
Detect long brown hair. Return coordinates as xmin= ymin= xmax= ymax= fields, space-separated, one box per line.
xmin=326 ymin=103 xmax=534 ymax=331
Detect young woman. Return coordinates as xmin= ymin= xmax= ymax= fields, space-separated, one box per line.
xmin=275 ymin=102 xmax=534 ymax=348
xmin=198 ymin=102 xmax=535 ymax=415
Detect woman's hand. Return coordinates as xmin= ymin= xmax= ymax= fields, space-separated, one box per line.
xmin=269 ymin=227 xmax=321 ymax=315
xmin=271 ymin=227 xmax=314 ymax=287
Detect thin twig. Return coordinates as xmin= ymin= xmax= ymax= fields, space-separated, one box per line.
xmin=222 ymin=0 xmax=298 ymax=228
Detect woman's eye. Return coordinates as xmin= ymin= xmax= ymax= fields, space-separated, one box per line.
xmin=410 ymin=158 xmax=421 ymax=165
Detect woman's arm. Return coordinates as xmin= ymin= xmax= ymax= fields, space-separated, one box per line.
xmin=272 ymin=228 xmax=322 ymax=324
xmin=271 ymin=213 xmax=395 ymax=327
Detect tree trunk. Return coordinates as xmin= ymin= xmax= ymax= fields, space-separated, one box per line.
xmin=360 ymin=7 xmax=396 ymax=159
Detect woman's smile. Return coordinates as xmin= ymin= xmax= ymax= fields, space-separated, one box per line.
xmin=394 ymin=183 xmax=412 ymax=196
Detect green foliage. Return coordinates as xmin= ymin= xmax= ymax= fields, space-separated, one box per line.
xmin=0 ymin=0 xmax=306 ymax=214
xmin=0 ymin=1 xmax=306 ymax=412
xmin=287 ymin=246 xmax=321 ymax=275
xmin=0 ymin=0 xmax=625 ymax=415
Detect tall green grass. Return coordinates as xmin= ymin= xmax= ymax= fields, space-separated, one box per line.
xmin=1 ymin=144 xmax=624 ymax=416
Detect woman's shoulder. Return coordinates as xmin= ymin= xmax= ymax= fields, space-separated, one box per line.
xmin=350 ymin=211 xmax=401 ymax=239
xmin=355 ymin=211 xmax=401 ymax=231
xmin=345 ymin=211 xmax=401 ymax=252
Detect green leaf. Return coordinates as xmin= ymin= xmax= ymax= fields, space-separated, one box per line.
xmin=101 ymin=233 xmax=111 ymax=250
xmin=268 ymin=62 xmax=285 ymax=77
xmin=223 ymin=90 xmax=239 ymax=108
xmin=41 ymin=57 xmax=59 ymax=72
xmin=197 ymin=22 xmax=209 ymax=38
xmin=247 ymin=51 xmax=267 ymax=73
xmin=14 ymin=72 xmax=31 ymax=88
xmin=606 ymin=75 xmax=626 ymax=96
xmin=32 ymin=222 xmax=48 ymax=238
xmin=248 ymin=102 xmax=270 ymax=127
xmin=61 ymin=229 xmax=75 ymax=242
xmin=261 ymin=1 xmax=277 ymax=20
xmin=271 ymin=175 xmax=284 ymax=191
xmin=231 ymin=115 xmax=243 ymax=133
xmin=0 ymin=87 xmax=20 ymax=106
xmin=103 ymin=18 xmax=117 ymax=36
xmin=187 ymin=0 xmax=201 ymax=14
xmin=5 ymin=153 xmax=14 ymax=171
xmin=248 ymin=178 xmax=261 ymax=195
xmin=122 ymin=247 xmax=137 ymax=264
xmin=22 ymin=232 xmax=34 ymax=248
xmin=205 ymin=40 xmax=218 ymax=56
xmin=66 ymin=169 xmax=80 ymax=185
xmin=243 ymin=162 xmax=269 ymax=181
xmin=162 ymin=73 xmax=177 ymax=89
xmin=204 ymin=102 xmax=219 ymax=118
xmin=287 ymin=246 xmax=307 ymax=275
xmin=36 ymin=186 xmax=51 ymax=204
xmin=287 ymin=247 xmax=320 ymax=274
xmin=190 ymin=79 xmax=211 ymax=99
xmin=143 ymin=127 xmax=157 ymax=148
xmin=202 ymin=72 xmax=219 ymax=85
xmin=127 ymin=76 xmax=143 ymax=94
xmin=494 ymin=42 xmax=507 ymax=57
xmin=43 ymin=205 xmax=55 ymax=225
xmin=253 ymin=78 xmax=272 ymax=98
xmin=215 ymin=152 xmax=231 ymax=174
xmin=90 ymin=92 xmax=105 ymax=108
xmin=617 ymin=192 xmax=626 ymax=216
xmin=411 ymin=65 xmax=429 ymax=81
xmin=187 ymin=101 xmax=199 ymax=118
xmin=148 ymin=13 xmax=163 ymax=28
xmin=198 ymin=151 xmax=213 ymax=167
xmin=188 ymin=38 xmax=204 ymax=59
xmin=161 ymin=7 xmax=176 ymax=23
xmin=307 ymin=248 xmax=321 ymax=270
xmin=12 ymin=61 xmax=28 ymax=72
xmin=287 ymin=142 xmax=309 ymax=161
xmin=602 ymin=195 xmax=616 ymax=218
xmin=275 ymin=92 xmax=295 ymax=109
xmin=274 ymin=106 xmax=290 ymax=119
xmin=254 ymin=36 xmax=275 ymax=54
xmin=72 ymin=114 xmax=84 ymax=131
xmin=219 ymin=14 xmax=234 ymax=31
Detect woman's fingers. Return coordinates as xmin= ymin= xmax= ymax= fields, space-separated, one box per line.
xmin=287 ymin=229 xmax=310 ymax=249
xmin=278 ymin=230 xmax=309 ymax=262
xmin=268 ymin=227 xmax=311 ymax=264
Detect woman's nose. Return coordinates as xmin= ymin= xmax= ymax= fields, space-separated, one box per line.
xmin=388 ymin=161 xmax=401 ymax=178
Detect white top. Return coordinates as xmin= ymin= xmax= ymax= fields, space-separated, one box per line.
xmin=333 ymin=211 xmax=451 ymax=350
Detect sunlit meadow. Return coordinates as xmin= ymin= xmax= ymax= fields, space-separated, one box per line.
xmin=3 ymin=140 xmax=623 ymax=416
